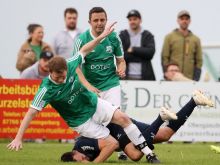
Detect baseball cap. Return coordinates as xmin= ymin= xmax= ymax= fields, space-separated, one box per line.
xmin=177 ymin=10 xmax=190 ymax=18
xmin=127 ymin=9 xmax=141 ymax=19
xmin=40 ymin=51 xmax=54 ymax=60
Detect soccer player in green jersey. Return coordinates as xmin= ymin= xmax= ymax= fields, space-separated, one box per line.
xmin=7 ymin=22 xmax=155 ymax=163
xmin=73 ymin=7 xmax=127 ymax=160
xmin=73 ymin=7 xmax=125 ymax=107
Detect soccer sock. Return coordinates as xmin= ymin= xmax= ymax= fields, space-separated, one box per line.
xmin=142 ymin=115 xmax=164 ymax=146
xmin=124 ymin=123 xmax=152 ymax=155
xmin=167 ymin=98 xmax=196 ymax=132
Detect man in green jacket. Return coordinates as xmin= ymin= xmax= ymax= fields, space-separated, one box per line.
xmin=161 ymin=10 xmax=202 ymax=81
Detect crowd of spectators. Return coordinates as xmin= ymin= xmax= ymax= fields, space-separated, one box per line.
xmin=13 ymin=7 xmax=204 ymax=82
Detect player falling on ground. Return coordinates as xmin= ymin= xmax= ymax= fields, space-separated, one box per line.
xmin=7 ymin=22 xmax=158 ymax=163
xmin=61 ymin=90 xmax=214 ymax=163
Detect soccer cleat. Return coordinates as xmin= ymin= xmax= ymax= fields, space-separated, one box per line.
xmin=118 ymin=153 xmax=128 ymax=161
xmin=146 ymin=153 xmax=161 ymax=164
xmin=192 ymin=90 xmax=214 ymax=107
xmin=210 ymin=145 xmax=220 ymax=154
xmin=160 ymin=107 xmax=178 ymax=121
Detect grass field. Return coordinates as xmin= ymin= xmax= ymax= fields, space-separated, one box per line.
xmin=1 ymin=141 xmax=220 ymax=165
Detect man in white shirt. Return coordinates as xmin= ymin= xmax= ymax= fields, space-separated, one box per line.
xmin=52 ymin=8 xmax=81 ymax=59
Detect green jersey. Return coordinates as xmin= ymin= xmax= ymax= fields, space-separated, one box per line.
xmin=30 ymin=44 xmax=42 ymax=60
xmin=31 ymin=52 xmax=98 ymax=127
xmin=73 ymin=30 xmax=124 ymax=91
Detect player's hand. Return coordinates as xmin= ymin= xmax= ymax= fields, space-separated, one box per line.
xmin=7 ymin=139 xmax=23 ymax=151
xmin=116 ymin=63 xmax=126 ymax=78
xmin=88 ymin=85 xmax=101 ymax=97
xmin=100 ymin=22 xmax=117 ymax=38
xmin=116 ymin=69 xmax=126 ymax=78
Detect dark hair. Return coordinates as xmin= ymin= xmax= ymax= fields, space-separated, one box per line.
xmin=61 ymin=151 xmax=76 ymax=162
xmin=48 ymin=56 xmax=67 ymax=73
xmin=164 ymin=63 xmax=179 ymax=72
xmin=89 ymin=7 xmax=107 ymax=20
xmin=64 ymin=7 xmax=78 ymax=17
xmin=27 ymin=24 xmax=42 ymax=34
xmin=27 ymin=24 xmax=42 ymax=43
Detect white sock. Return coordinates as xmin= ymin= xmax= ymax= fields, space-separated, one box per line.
xmin=124 ymin=123 xmax=152 ymax=155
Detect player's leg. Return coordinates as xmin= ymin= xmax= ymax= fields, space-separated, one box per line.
xmin=114 ymin=108 xmax=176 ymax=163
xmin=153 ymin=90 xmax=214 ymax=143
xmin=99 ymin=86 xmax=128 ymax=160
xmin=123 ymin=143 xmax=160 ymax=164
xmin=92 ymin=98 xmax=153 ymax=156
xmin=89 ymin=98 xmax=160 ymax=158
xmin=111 ymin=109 xmax=154 ymax=156
xmin=140 ymin=107 xmax=177 ymax=147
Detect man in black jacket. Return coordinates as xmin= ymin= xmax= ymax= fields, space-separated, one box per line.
xmin=119 ymin=10 xmax=156 ymax=80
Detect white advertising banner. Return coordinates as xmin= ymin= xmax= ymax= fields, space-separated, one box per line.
xmin=120 ymin=81 xmax=220 ymax=142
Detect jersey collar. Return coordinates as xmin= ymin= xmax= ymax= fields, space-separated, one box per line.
xmin=48 ymin=75 xmax=67 ymax=85
xmin=89 ymin=28 xmax=106 ymax=43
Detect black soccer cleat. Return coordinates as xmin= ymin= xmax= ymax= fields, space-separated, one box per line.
xmin=118 ymin=153 xmax=128 ymax=161
xmin=146 ymin=153 xmax=161 ymax=164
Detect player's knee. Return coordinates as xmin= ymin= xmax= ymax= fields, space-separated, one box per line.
xmin=164 ymin=134 xmax=171 ymax=141
xmin=155 ymin=133 xmax=171 ymax=142
xmin=129 ymin=152 xmax=142 ymax=161
xmin=117 ymin=113 xmax=130 ymax=127
xmin=161 ymin=131 xmax=172 ymax=141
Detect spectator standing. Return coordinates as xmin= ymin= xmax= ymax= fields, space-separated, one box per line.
xmin=16 ymin=24 xmax=52 ymax=72
xmin=119 ymin=9 xmax=156 ymax=80
xmin=20 ymin=51 xmax=54 ymax=79
xmin=161 ymin=10 xmax=202 ymax=81
xmin=52 ymin=8 xmax=81 ymax=59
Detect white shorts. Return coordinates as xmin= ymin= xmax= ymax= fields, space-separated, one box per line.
xmin=99 ymin=85 xmax=121 ymax=107
xmin=73 ymin=98 xmax=118 ymax=139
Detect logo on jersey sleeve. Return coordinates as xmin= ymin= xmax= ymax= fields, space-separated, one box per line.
xmin=106 ymin=46 xmax=113 ymax=53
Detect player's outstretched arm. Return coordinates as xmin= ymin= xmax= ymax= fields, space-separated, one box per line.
xmin=93 ymin=135 xmax=118 ymax=163
xmin=76 ymin=67 xmax=101 ymax=95
xmin=80 ymin=22 xmax=117 ymax=56
xmin=7 ymin=107 xmax=38 ymax=151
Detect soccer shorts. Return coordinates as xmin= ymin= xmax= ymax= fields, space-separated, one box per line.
xmin=99 ymin=85 xmax=121 ymax=107
xmin=73 ymin=98 xmax=118 ymax=139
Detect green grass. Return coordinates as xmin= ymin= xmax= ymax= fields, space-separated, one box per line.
xmin=1 ymin=141 xmax=220 ymax=165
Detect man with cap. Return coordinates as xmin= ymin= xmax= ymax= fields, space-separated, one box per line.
xmin=161 ymin=10 xmax=202 ymax=81
xmin=20 ymin=51 xmax=54 ymax=79
xmin=119 ymin=9 xmax=156 ymax=80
